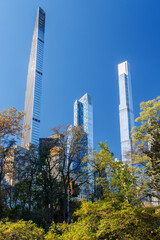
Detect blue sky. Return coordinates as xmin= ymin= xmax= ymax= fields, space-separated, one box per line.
xmin=0 ymin=0 xmax=160 ymax=158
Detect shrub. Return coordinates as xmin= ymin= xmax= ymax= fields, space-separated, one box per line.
xmin=0 ymin=219 xmax=44 ymax=239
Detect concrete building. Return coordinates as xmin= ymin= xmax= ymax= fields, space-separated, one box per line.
xmin=4 ymin=145 xmax=34 ymax=186
xmin=39 ymin=134 xmax=63 ymax=181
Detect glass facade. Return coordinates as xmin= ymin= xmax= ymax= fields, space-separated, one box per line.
xmin=118 ymin=61 xmax=134 ymax=164
xmin=74 ymin=93 xmax=94 ymax=199
xmin=74 ymin=93 xmax=94 ymax=153
xmin=22 ymin=7 xmax=45 ymax=148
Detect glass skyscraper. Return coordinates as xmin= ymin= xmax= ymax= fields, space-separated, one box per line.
xmin=74 ymin=93 xmax=94 ymax=199
xmin=74 ymin=93 xmax=93 ymax=153
xmin=22 ymin=7 xmax=45 ymax=148
xmin=118 ymin=61 xmax=134 ymax=164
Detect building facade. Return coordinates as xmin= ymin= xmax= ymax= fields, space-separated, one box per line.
xmin=74 ymin=93 xmax=94 ymax=199
xmin=39 ymin=135 xmax=63 ymax=181
xmin=4 ymin=145 xmax=34 ymax=186
xmin=74 ymin=93 xmax=93 ymax=153
xmin=22 ymin=7 xmax=45 ymax=148
xmin=118 ymin=61 xmax=134 ymax=164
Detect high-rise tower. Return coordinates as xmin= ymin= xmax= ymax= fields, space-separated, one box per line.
xmin=74 ymin=93 xmax=94 ymax=199
xmin=74 ymin=93 xmax=93 ymax=153
xmin=118 ymin=61 xmax=134 ymax=164
xmin=22 ymin=7 xmax=45 ymax=148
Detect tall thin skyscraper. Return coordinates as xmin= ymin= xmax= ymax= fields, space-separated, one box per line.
xmin=118 ymin=61 xmax=134 ymax=164
xmin=22 ymin=7 xmax=45 ymax=148
xmin=74 ymin=93 xmax=93 ymax=153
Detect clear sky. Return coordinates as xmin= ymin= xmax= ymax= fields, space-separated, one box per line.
xmin=0 ymin=0 xmax=160 ymax=158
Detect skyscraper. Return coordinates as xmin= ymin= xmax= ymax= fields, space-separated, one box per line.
xmin=118 ymin=61 xmax=134 ymax=164
xmin=74 ymin=93 xmax=94 ymax=199
xmin=22 ymin=7 xmax=45 ymax=148
xmin=74 ymin=93 xmax=93 ymax=153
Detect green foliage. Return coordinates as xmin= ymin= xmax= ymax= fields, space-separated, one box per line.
xmin=1 ymin=201 xmax=160 ymax=240
xmin=45 ymin=199 xmax=160 ymax=240
xmin=132 ymin=96 xmax=160 ymax=151
xmin=0 ymin=219 xmax=44 ymax=239
xmin=84 ymin=141 xmax=139 ymax=204
xmin=1 ymin=202 xmax=160 ymax=240
xmin=0 ymin=107 xmax=24 ymax=184
xmin=109 ymin=161 xmax=139 ymax=205
xmin=83 ymin=141 xmax=114 ymax=199
xmin=132 ymin=96 xmax=160 ymax=200
xmin=0 ymin=107 xmax=24 ymax=219
xmin=0 ymin=97 xmax=160 ymax=239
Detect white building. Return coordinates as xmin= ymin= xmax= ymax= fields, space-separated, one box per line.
xmin=118 ymin=61 xmax=134 ymax=164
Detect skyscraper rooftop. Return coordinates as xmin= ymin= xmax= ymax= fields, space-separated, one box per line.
xmin=118 ymin=61 xmax=128 ymax=76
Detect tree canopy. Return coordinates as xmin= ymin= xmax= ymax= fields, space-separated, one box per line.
xmin=0 ymin=107 xmax=23 ymax=218
xmin=132 ymin=96 xmax=160 ymax=201
xmin=0 ymin=97 xmax=160 ymax=238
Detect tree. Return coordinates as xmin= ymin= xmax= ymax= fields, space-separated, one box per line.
xmin=0 ymin=219 xmax=44 ymax=239
xmin=36 ymin=125 xmax=88 ymax=223
xmin=84 ymin=141 xmax=139 ymax=204
xmin=0 ymin=107 xmax=23 ymax=217
xmin=83 ymin=141 xmax=113 ymax=200
xmin=131 ymin=96 xmax=160 ymax=201
xmin=109 ymin=161 xmax=139 ymax=205
xmin=46 ymin=199 xmax=160 ymax=240
xmin=35 ymin=142 xmax=64 ymax=225
xmin=50 ymin=125 xmax=88 ymax=222
xmin=0 ymin=107 xmax=23 ymax=184
xmin=11 ymin=158 xmax=37 ymax=218
xmin=0 ymin=123 xmax=87 ymax=224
